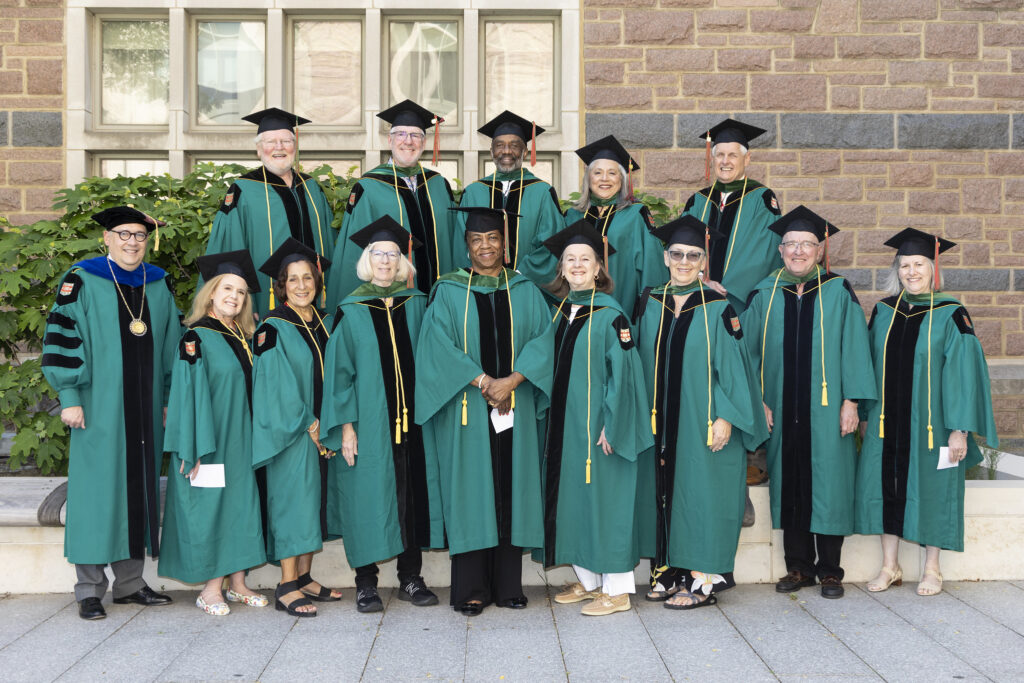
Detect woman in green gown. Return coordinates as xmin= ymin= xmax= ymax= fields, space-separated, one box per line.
xmin=253 ymin=239 xmax=341 ymax=617
xmin=562 ymin=135 xmax=664 ymax=312
xmin=855 ymin=229 xmax=998 ymax=597
xmin=633 ymin=216 xmax=768 ymax=609
xmin=160 ymin=251 xmax=269 ymax=616
xmin=542 ymin=221 xmax=653 ymax=617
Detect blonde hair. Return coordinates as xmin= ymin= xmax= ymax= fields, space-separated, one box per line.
xmin=355 ymin=242 xmax=417 ymax=284
xmin=185 ymin=273 xmax=256 ymax=337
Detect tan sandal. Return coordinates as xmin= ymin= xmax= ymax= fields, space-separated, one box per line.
xmin=866 ymin=565 xmax=903 ymax=592
xmin=917 ymin=568 xmax=943 ymax=596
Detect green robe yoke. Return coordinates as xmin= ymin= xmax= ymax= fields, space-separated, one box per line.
xmin=458 ymin=169 xmax=564 ymax=285
xmin=415 ymin=269 xmax=554 ymax=555
xmin=683 ymin=179 xmax=782 ymax=312
xmin=564 ymin=203 xmax=665 ymax=313
xmin=326 ymin=164 xmax=459 ymax=309
xmin=634 ymin=284 xmax=768 ymax=574
xmin=320 ymin=285 xmax=445 ymax=569
xmin=207 ymin=167 xmax=336 ymax=318
xmin=252 ymin=306 xmax=333 ymax=562
xmin=741 ymin=268 xmax=877 ymax=536
xmin=542 ymin=291 xmax=653 ymax=574
xmin=854 ymin=294 xmax=997 ymax=552
xmin=159 ymin=320 xmax=266 ymax=583
xmin=41 ymin=260 xmax=180 ymax=565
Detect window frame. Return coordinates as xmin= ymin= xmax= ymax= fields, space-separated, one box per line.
xmin=91 ymin=13 xmax=171 ymax=133
xmin=92 ymin=153 xmax=171 ymax=178
xmin=189 ymin=13 xmax=270 ymax=131
xmin=286 ymin=13 xmax=366 ymax=133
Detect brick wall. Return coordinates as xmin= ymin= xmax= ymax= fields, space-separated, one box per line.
xmin=583 ymin=0 xmax=1024 ymax=447
xmin=0 ymin=0 xmax=64 ymax=226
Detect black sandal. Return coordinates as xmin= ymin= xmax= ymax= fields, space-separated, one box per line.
xmin=664 ymin=590 xmax=717 ymax=611
xmin=275 ymin=581 xmax=317 ymax=617
xmin=296 ymin=572 xmax=342 ymax=602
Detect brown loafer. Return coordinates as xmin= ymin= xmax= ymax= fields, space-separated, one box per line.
xmin=775 ymin=570 xmax=816 ymax=593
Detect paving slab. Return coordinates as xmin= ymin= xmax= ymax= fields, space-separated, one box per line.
xmin=0 ymin=593 xmax=75 ymax=649
xmin=943 ymin=581 xmax=1024 ymax=636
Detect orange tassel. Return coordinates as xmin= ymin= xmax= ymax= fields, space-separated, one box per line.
xmin=704 ymin=133 xmax=712 ymax=182
xmin=317 ymin=256 xmax=325 ymax=308
xmin=530 ymin=121 xmax=537 ymax=167
xmin=603 ymin=236 xmax=609 ymax=265
xmin=704 ymin=227 xmax=710 ymax=257
xmin=432 ymin=117 xmax=442 ymax=166
xmin=503 ymin=212 xmax=510 ymax=264
xmin=627 ymin=161 xmax=635 ymax=202
xmin=825 ymin=229 xmax=831 ymax=274
xmin=407 ymin=235 xmax=414 ymax=289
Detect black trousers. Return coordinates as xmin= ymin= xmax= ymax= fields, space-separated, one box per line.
xmin=354 ymin=546 xmax=422 ymax=589
xmin=449 ymin=542 xmax=524 ymax=608
xmin=783 ymin=529 xmax=845 ymax=580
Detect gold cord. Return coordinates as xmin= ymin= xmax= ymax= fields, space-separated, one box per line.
xmin=722 ymin=178 xmax=747 ymax=275
xmin=391 ymin=163 xmax=404 ymax=226
xmin=926 ymin=288 xmax=934 ymax=449
xmin=759 ymin=269 xmax=785 ymax=399
xmin=650 ymin=284 xmax=669 ymax=436
xmin=877 ymin=290 xmax=905 ymax=439
xmin=212 ymin=313 xmax=253 ymax=365
xmin=106 ymin=257 xmax=146 ymax=330
xmin=699 ymin=281 xmax=713 ymax=447
xmin=293 ymin=305 xmax=329 ymax=377
xmin=261 ymin=166 xmax=276 ymax=310
xmin=503 ymin=268 xmax=516 ymax=410
xmin=585 ymin=288 xmax=596 ymax=484
xmin=815 ymin=266 xmax=828 ymax=407
xmin=418 ymin=163 xmax=440 ymax=280
xmin=461 ymin=270 xmax=473 ymax=426
xmin=384 ymin=298 xmax=409 ymax=444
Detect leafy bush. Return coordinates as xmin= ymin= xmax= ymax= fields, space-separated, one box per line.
xmin=0 ymin=163 xmax=358 ymax=474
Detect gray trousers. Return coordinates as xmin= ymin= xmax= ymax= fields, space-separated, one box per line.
xmin=74 ymin=558 xmax=146 ymax=602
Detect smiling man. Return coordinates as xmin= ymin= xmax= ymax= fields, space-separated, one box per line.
xmin=326 ymin=100 xmax=459 ymax=309
xmin=457 ymin=111 xmax=564 ymax=285
xmin=206 ymin=108 xmax=335 ymax=318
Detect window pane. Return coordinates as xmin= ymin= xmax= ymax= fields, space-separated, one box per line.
xmin=101 ymin=21 xmax=169 ymax=125
xmin=100 ymin=158 xmax=169 ymax=178
xmin=422 ymin=158 xmax=460 ymax=186
xmin=293 ymin=21 xmax=362 ymax=126
xmin=197 ymin=21 xmax=265 ymax=125
xmin=389 ymin=21 xmax=458 ymax=126
xmin=484 ymin=160 xmax=554 ymax=187
xmin=483 ymin=21 xmax=554 ymax=128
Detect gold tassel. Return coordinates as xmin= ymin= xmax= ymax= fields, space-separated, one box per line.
xmin=651 ymin=408 xmax=657 ymax=436
xmin=879 ymin=415 xmax=885 ymax=439
xmin=707 ymin=420 xmax=713 ymax=447
xmin=403 ymin=407 xmax=408 ymax=433
xmin=395 ymin=417 xmax=401 ymax=444
xmin=154 ymin=225 xmax=160 ymax=252
xmin=510 ymin=390 xmax=515 ymax=411
xmin=461 ymin=392 xmax=468 ymax=426
xmin=928 ymin=424 xmax=934 ymax=450
xmin=585 ymin=458 xmax=591 ymax=484
xmin=269 ymin=288 xmax=276 ymax=310
xmin=821 ymin=381 xmax=829 ymax=407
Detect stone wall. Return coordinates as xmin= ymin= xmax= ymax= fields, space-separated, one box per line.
xmin=0 ymin=0 xmax=64 ymax=226
xmin=583 ymin=0 xmax=1024 ymax=447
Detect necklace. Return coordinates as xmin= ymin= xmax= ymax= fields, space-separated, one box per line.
xmin=107 ymin=257 xmax=147 ymax=336
xmin=211 ymin=313 xmax=252 ymax=365
xmin=288 ymin=304 xmax=329 ymax=375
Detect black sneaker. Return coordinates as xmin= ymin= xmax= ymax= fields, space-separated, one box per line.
xmin=356 ymin=587 xmax=384 ymax=613
xmin=398 ymin=576 xmax=439 ymax=606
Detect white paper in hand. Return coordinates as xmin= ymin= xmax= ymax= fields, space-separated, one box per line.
xmin=490 ymin=408 xmax=514 ymax=433
xmin=190 ymin=463 xmax=226 ymax=487
xmin=936 ymin=447 xmax=958 ymax=470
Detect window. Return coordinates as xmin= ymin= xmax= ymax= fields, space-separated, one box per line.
xmin=99 ymin=158 xmax=169 ymax=178
xmin=292 ymin=20 xmax=362 ymax=127
xmin=482 ymin=20 xmax=556 ymax=129
xmin=387 ymin=19 xmax=460 ymax=127
xmin=100 ymin=20 xmax=169 ymax=126
xmin=195 ymin=20 xmax=266 ymax=126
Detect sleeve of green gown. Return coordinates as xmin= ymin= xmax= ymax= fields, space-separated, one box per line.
xmin=413 ymin=286 xmax=486 ymax=425
xmin=164 ymin=332 xmax=217 ymax=467
xmin=637 ymin=207 xmax=668 ymax=290
xmin=518 ymin=185 xmax=564 ymax=282
xmin=41 ymin=270 xmax=91 ymax=408
xmin=435 ymin=177 xmax=466 ymax=272
xmin=710 ymin=307 xmax=768 ymax=447
xmin=940 ymin=306 xmax=999 ymax=447
xmin=252 ymin=322 xmax=317 ymax=468
xmin=206 ymin=183 xmax=247 ymax=255
xmin=158 ymin=284 xmax=183 ymax=406
xmin=320 ymin=312 xmax=358 ymax=452
xmin=738 ymin=290 xmax=768 ymax=402
xmin=602 ymin=314 xmax=654 ymax=462
xmin=508 ymin=286 xmax=555 ymax=414
xmin=839 ymin=288 xmax=877 ymax=404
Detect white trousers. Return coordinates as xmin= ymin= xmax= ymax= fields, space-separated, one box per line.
xmin=573 ymin=565 xmax=636 ymax=597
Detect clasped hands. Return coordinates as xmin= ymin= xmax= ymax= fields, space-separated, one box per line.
xmin=474 ymin=371 xmax=524 ymax=416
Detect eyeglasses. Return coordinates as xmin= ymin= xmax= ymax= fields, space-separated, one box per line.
xmin=370 ymin=249 xmax=401 ymax=261
xmin=781 ymin=240 xmax=820 ymax=252
xmin=667 ymin=250 xmax=704 ymax=264
xmin=110 ymin=230 xmax=149 ymax=242
xmin=260 ymin=137 xmax=295 ymax=148
xmin=390 ymin=131 xmax=425 ymax=142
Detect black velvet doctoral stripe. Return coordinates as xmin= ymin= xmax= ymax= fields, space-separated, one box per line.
xmin=543 ymin=309 xmax=589 ymax=567
xmin=41 ymin=353 xmax=83 ymax=369
xmin=114 ymin=282 xmax=158 ymax=559
xmin=194 ymin=318 xmax=253 ymax=408
xmin=697 ymin=185 xmax=763 ymax=283
xmin=253 ymin=169 xmax=315 ymax=249
xmin=47 ymin=311 xmax=76 ymax=330
xmin=779 ymin=288 xmax=816 ymax=531
xmin=485 ymin=181 xmax=528 ymax=266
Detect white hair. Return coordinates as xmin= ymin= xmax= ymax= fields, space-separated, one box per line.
xmin=254 ymin=131 xmax=296 ymax=146
xmin=572 ymin=161 xmax=632 ymax=213
xmin=711 ymin=142 xmax=748 ymax=156
xmin=355 ymin=242 xmax=417 ymax=284
xmin=881 ymin=254 xmax=944 ymax=296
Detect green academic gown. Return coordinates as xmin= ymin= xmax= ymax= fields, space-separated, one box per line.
xmin=683 ymin=179 xmax=782 ymax=312
xmin=634 ymin=283 xmax=768 ymax=581
xmin=159 ymin=319 xmax=266 ymax=583
xmin=326 ymin=164 xmax=459 ymax=309
xmin=564 ymin=203 xmax=665 ymax=312
xmin=415 ymin=269 xmax=553 ymax=555
xmin=458 ymin=169 xmax=564 ymax=284
xmin=741 ymin=267 xmax=877 ymax=536
xmin=252 ymin=305 xmax=334 ymax=562
xmin=320 ymin=284 xmax=445 ymax=569
xmin=207 ymin=167 xmax=335 ymax=319
xmin=41 ymin=258 xmax=181 ymax=564
xmin=541 ymin=290 xmax=653 ymax=573
xmin=854 ymin=293 xmax=998 ymax=552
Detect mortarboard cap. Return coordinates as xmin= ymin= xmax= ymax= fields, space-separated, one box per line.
xmin=652 ymin=215 xmax=723 ymax=250
xmin=767 ymin=205 xmax=839 ymax=242
xmin=92 ymin=206 xmax=165 ymax=232
xmin=451 ymin=206 xmax=520 ymax=234
xmin=699 ymin=118 xmax=767 ymax=147
xmin=196 ymin=250 xmax=261 ymax=293
xmin=349 ymin=216 xmax=421 ymax=250
xmin=241 ymin=107 xmax=311 ymax=134
xmin=575 ymin=135 xmax=640 ymax=173
xmin=378 ymin=99 xmax=442 ymax=131
xmin=884 ymin=228 xmax=956 ymax=258
xmin=543 ymin=220 xmax=617 ymax=260
xmin=477 ymin=110 xmax=545 ymax=141
xmin=258 ymin=237 xmax=332 ymax=279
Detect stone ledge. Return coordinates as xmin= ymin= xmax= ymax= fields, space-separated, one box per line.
xmin=898 ymin=114 xmax=1009 ymax=150
xmin=585 ymin=113 xmax=674 ymax=149
xmin=781 ymin=113 xmax=893 ymax=149
xmin=675 ymin=113 xmax=778 ymax=148
xmin=1014 ymin=114 xmax=1024 ymax=149
xmin=0 ymin=111 xmax=8 ymax=146
xmin=10 ymin=111 xmax=62 ymax=148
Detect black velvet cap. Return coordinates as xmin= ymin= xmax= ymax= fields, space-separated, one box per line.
xmin=575 ymin=135 xmax=640 ymax=172
xmin=196 ymin=250 xmax=261 ymax=293
xmin=241 ymin=107 xmax=311 ymax=134
xmin=92 ymin=206 xmax=165 ymax=232
xmin=542 ymin=220 xmax=617 ymax=259
xmin=349 ymin=215 xmax=421 ymax=250
xmin=651 ymin=215 xmax=723 ymax=250
xmin=884 ymin=227 xmax=956 ymax=257
xmin=767 ymin=205 xmax=839 ymax=242
xmin=378 ymin=99 xmax=442 ymax=131
xmin=450 ymin=206 xmax=520 ymax=234
xmin=258 ymin=237 xmax=332 ymax=279
xmin=699 ymin=118 xmax=767 ymax=147
xmin=478 ymin=110 xmax=545 ymax=141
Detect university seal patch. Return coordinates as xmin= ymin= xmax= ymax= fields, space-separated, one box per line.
xmin=731 ymin=317 xmax=741 ymax=332
xmin=185 ymin=341 xmax=196 ymax=356
xmin=60 ymin=281 xmax=75 ymax=297
xmin=257 ymin=331 xmax=266 ymax=346
xmin=619 ymin=327 xmax=632 ymax=344
xmin=224 ymin=192 xmax=234 ymax=206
